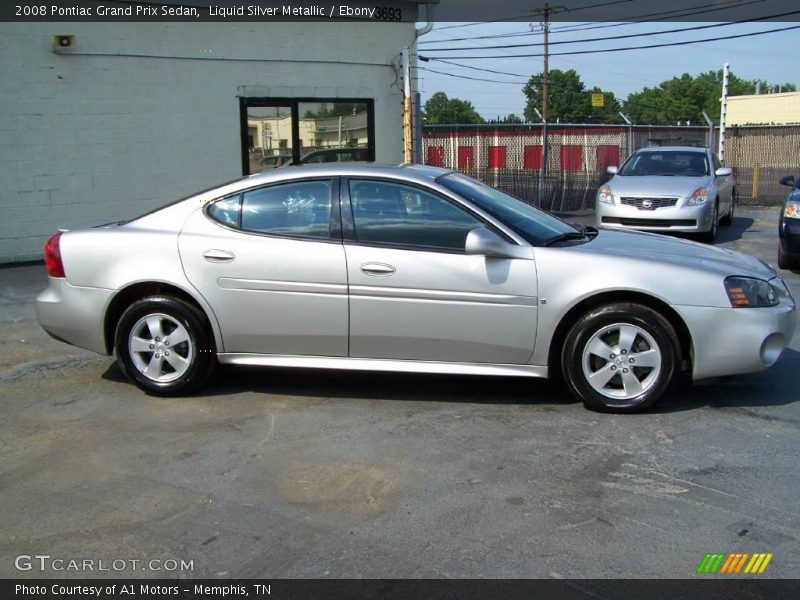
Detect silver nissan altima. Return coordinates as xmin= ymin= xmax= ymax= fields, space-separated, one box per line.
xmin=36 ymin=164 xmax=796 ymax=413
xmin=595 ymin=146 xmax=736 ymax=243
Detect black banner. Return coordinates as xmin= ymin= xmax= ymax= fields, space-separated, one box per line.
xmin=4 ymin=0 xmax=800 ymax=23
xmin=4 ymin=579 xmax=800 ymax=600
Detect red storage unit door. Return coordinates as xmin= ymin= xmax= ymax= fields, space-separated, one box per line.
xmin=596 ymin=145 xmax=620 ymax=171
xmin=488 ymin=146 xmax=507 ymax=169
xmin=524 ymin=145 xmax=543 ymax=170
xmin=561 ymin=145 xmax=584 ymax=171
xmin=458 ymin=146 xmax=475 ymax=170
xmin=426 ymin=146 xmax=445 ymax=167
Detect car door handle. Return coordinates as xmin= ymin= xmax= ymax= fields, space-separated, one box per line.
xmin=203 ymin=249 xmax=235 ymax=263
xmin=360 ymin=262 xmax=396 ymax=276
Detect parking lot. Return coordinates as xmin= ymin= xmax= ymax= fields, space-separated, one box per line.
xmin=1 ymin=206 xmax=799 ymax=579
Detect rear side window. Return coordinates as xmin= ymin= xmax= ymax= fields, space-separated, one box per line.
xmin=207 ymin=180 xmax=334 ymax=239
xmin=242 ymin=180 xmax=333 ymax=239
xmin=207 ymin=195 xmax=241 ymax=227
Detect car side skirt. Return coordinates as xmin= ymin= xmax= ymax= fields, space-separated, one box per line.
xmin=217 ymin=353 xmax=549 ymax=378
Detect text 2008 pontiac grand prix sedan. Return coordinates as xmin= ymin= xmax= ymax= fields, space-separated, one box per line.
xmin=36 ymin=164 xmax=797 ymax=413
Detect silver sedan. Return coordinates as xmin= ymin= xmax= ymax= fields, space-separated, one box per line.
xmin=36 ymin=164 xmax=795 ymax=413
xmin=595 ymin=146 xmax=736 ymax=243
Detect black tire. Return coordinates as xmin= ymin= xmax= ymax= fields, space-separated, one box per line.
xmin=698 ymin=201 xmax=719 ymax=243
xmin=561 ymin=302 xmax=680 ymax=413
xmin=720 ymin=190 xmax=735 ymax=226
xmin=114 ymin=295 xmax=216 ymax=396
xmin=778 ymin=245 xmax=794 ymax=270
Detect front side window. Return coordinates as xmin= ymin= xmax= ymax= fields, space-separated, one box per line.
xmin=438 ymin=173 xmax=576 ymax=245
xmin=349 ymin=180 xmax=482 ymax=250
xmin=240 ymin=180 xmax=334 ymax=239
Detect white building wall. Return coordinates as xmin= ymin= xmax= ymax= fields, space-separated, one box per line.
xmin=0 ymin=21 xmax=414 ymax=262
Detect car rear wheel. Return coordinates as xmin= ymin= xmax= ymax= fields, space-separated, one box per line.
xmin=561 ymin=303 xmax=679 ymax=413
xmin=115 ymin=296 xmax=216 ymax=396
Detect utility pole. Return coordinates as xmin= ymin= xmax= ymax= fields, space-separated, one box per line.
xmin=532 ymin=2 xmax=565 ymax=208
xmin=534 ymin=3 xmax=563 ymax=121
xmin=401 ymin=47 xmax=413 ymax=164
xmin=542 ymin=4 xmax=550 ymax=122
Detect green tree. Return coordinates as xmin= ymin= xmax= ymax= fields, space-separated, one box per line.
xmin=504 ymin=113 xmax=523 ymax=123
xmin=522 ymin=69 xmax=621 ymax=123
xmin=423 ymin=92 xmax=484 ymax=124
xmin=623 ymin=70 xmax=797 ymax=125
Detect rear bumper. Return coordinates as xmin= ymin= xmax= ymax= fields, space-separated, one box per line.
xmin=36 ymin=277 xmax=113 ymax=355
xmin=676 ymin=298 xmax=797 ymax=380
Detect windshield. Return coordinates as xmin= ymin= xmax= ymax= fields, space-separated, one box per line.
xmin=437 ymin=173 xmax=578 ymax=245
xmin=618 ymin=150 xmax=709 ymax=177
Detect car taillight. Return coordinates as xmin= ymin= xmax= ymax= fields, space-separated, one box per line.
xmin=44 ymin=232 xmax=65 ymax=278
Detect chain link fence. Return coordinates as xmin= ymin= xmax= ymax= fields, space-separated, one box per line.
xmin=724 ymin=125 xmax=800 ymax=204
xmin=422 ymin=123 xmax=799 ymax=214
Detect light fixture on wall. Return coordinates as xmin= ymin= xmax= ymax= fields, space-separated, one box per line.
xmin=53 ymin=35 xmax=75 ymax=53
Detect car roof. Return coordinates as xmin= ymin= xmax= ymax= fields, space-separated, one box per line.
xmin=637 ymin=146 xmax=709 ymax=153
xmin=173 ymin=164 xmax=457 ymax=205
xmin=238 ymin=163 xmax=454 ymax=189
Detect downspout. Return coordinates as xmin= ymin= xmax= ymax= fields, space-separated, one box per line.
xmin=409 ymin=2 xmax=435 ymax=163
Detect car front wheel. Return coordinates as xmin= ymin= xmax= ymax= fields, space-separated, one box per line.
xmin=561 ymin=303 xmax=679 ymax=413
xmin=699 ymin=202 xmax=718 ymax=243
xmin=115 ymin=295 xmax=216 ymax=396
xmin=720 ymin=190 xmax=735 ymax=225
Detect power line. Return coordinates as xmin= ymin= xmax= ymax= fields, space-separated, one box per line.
xmin=420 ymin=67 xmax=524 ymax=85
xmin=429 ymin=0 xmax=635 ymax=32
xmin=434 ymin=59 xmax=529 ymax=78
xmin=422 ymin=23 xmax=800 ymax=60
xmin=420 ymin=0 xmax=768 ymax=44
xmin=421 ymin=9 xmax=800 ymax=52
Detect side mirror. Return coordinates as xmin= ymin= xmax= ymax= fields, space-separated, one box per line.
xmin=779 ymin=175 xmax=796 ymax=187
xmin=465 ymin=227 xmax=529 ymax=259
xmin=606 ymin=166 xmax=618 ymax=175
xmin=715 ymin=167 xmax=733 ymax=177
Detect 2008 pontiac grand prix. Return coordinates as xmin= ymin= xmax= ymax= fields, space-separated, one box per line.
xmin=36 ymin=164 xmax=797 ymax=413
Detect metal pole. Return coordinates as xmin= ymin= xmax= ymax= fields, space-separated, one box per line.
xmin=534 ymin=107 xmax=547 ymax=207
xmin=702 ymin=111 xmax=714 ymax=149
xmin=413 ymin=92 xmax=422 ymax=164
xmin=619 ymin=111 xmax=632 ymax=158
xmin=718 ymin=62 xmax=730 ymax=163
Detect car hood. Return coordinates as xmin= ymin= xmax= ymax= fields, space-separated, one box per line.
xmin=608 ymin=175 xmax=712 ymax=198
xmin=582 ymin=228 xmax=776 ymax=279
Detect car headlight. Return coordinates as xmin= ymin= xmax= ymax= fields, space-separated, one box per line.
xmin=598 ymin=185 xmax=614 ymax=205
xmin=785 ymin=200 xmax=800 ymax=219
xmin=687 ymin=187 xmax=710 ymax=205
xmin=724 ymin=276 xmax=779 ymax=308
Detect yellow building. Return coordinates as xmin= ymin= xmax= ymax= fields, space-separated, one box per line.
xmin=726 ymin=92 xmax=800 ymax=125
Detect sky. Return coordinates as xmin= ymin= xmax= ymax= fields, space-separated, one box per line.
xmin=415 ymin=20 xmax=799 ymax=121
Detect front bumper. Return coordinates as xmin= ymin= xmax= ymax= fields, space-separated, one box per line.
xmin=675 ymin=293 xmax=797 ymax=380
xmin=596 ymin=200 xmax=714 ymax=233
xmin=36 ymin=277 xmax=114 ymax=355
